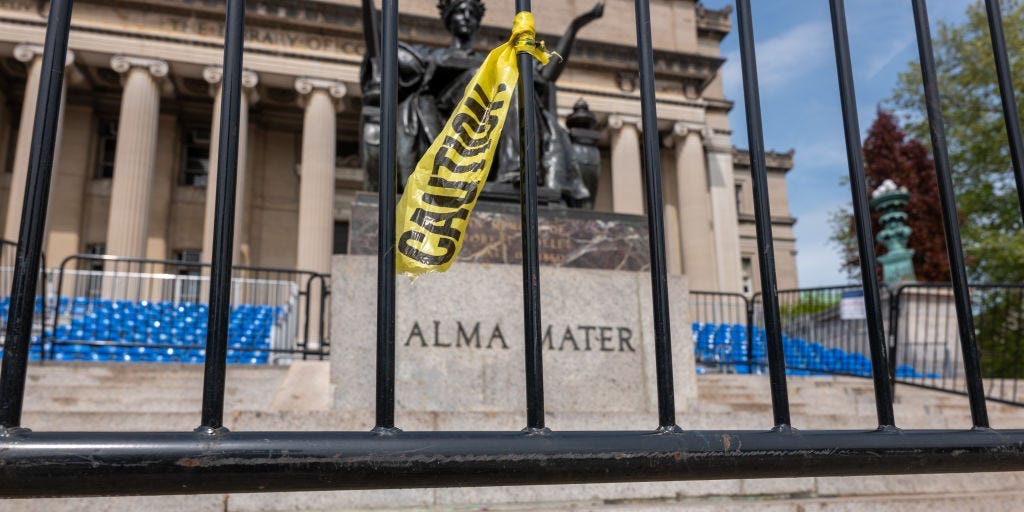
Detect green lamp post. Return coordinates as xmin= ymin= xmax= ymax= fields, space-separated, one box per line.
xmin=871 ymin=179 xmax=917 ymax=284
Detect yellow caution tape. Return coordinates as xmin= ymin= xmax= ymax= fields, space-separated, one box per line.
xmin=395 ymin=12 xmax=549 ymax=277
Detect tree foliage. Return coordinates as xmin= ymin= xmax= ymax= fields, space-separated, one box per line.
xmin=830 ymin=109 xmax=952 ymax=282
xmin=889 ymin=0 xmax=1024 ymax=283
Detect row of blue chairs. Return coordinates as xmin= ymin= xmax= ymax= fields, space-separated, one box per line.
xmin=693 ymin=322 xmax=937 ymax=378
xmin=0 ymin=297 xmax=288 ymax=365
xmin=53 ymin=300 xmax=283 ymax=348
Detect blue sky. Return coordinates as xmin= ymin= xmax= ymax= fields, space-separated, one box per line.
xmin=701 ymin=0 xmax=973 ymax=286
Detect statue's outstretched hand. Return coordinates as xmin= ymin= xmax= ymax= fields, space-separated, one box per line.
xmin=577 ymin=3 xmax=604 ymax=26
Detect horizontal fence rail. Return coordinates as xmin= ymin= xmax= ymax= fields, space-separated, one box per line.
xmin=1 ymin=0 xmax=1024 ymax=498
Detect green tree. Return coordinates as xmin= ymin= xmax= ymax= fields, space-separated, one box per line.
xmin=889 ymin=0 xmax=1024 ymax=283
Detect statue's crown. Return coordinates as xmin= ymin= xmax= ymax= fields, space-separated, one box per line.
xmin=437 ymin=0 xmax=486 ymax=20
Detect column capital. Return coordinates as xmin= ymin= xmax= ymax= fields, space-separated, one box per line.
xmin=110 ymin=56 xmax=169 ymax=79
xmin=295 ymin=77 xmax=347 ymax=110
xmin=671 ymin=121 xmax=707 ymax=138
xmin=607 ymin=114 xmax=642 ymax=131
xmin=203 ymin=66 xmax=259 ymax=88
xmin=203 ymin=66 xmax=260 ymax=102
xmin=704 ymin=129 xmax=734 ymax=154
xmin=14 ymin=43 xmax=75 ymax=67
xmin=664 ymin=121 xmax=710 ymax=148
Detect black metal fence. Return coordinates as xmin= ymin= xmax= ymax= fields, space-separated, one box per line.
xmin=1 ymin=0 xmax=1024 ymax=498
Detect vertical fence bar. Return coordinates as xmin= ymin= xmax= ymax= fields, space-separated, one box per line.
xmin=634 ymin=0 xmax=677 ymax=430
xmin=199 ymin=0 xmax=245 ymax=432
xmin=0 ymin=0 xmax=73 ymax=429
xmin=375 ymin=0 xmax=398 ymax=431
xmin=827 ymin=0 xmax=896 ymax=428
xmin=984 ymin=0 xmax=1024 ymax=226
xmin=514 ymin=0 xmax=545 ymax=431
xmin=746 ymin=298 xmax=755 ymax=370
xmin=734 ymin=0 xmax=791 ymax=428
xmin=910 ymin=0 xmax=989 ymax=428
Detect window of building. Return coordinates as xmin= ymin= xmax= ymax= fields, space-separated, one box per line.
xmin=3 ymin=105 xmax=20 ymax=174
xmin=735 ymin=184 xmax=744 ymax=214
xmin=742 ymin=257 xmax=754 ymax=295
xmin=181 ymin=128 xmax=211 ymax=187
xmin=95 ymin=119 xmax=118 ymax=179
xmin=82 ymin=243 xmax=107 ymax=298
xmin=172 ymin=249 xmax=203 ymax=304
xmin=333 ymin=221 xmax=349 ymax=255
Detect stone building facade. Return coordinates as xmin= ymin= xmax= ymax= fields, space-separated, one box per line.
xmin=0 ymin=0 xmax=796 ymax=294
xmin=733 ymin=149 xmax=798 ymax=293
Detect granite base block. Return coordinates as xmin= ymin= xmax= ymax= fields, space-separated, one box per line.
xmin=331 ymin=255 xmax=695 ymax=425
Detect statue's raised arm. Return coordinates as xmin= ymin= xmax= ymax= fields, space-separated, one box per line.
xmin=540 ymin=2 xmax=604 ymax=84
xmin=360 ymin=0 xmax=382 ymax=106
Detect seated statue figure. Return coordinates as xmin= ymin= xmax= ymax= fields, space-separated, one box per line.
xmin=360 ymin=0 xmax=604 ymax=206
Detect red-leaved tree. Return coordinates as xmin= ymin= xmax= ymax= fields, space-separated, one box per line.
xmin=833 ymin=108 xmax=954 ymax=282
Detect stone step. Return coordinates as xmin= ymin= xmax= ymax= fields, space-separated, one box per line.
xmin=8 ymin=488 xmax=1024 ymax=512
xmin=21 ymin=411 xmax=202 ymax=431
xmin=23 ymin=362 xmax=288 ymax=387
xmin=23 ymin=383 xmax=282 ymax=412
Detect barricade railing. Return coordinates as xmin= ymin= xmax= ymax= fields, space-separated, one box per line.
xmin=45 ymin=254 xmax=330 ymax=363
xmin=694 ymin=283 xmax=1024 ymax=408
xmin=694 ymin=286 xmax=885 ymax=378
xmin=892 ymin=283 xmax=1024 ymax=405
xmin=1 ymin=0 xmax=1024 ymax=498
xmin=0 ymin=239 xmax=47 ymax=362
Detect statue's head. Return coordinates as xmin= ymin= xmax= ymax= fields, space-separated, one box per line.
xmin=438 ymin=0 xmax=485 ymax=40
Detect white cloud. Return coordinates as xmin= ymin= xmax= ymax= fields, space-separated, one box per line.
xmin=791 ymin=136 xmax=848 ymax=170
xmin=721 ymin=21 xmax=833 ymax=98
xmin=862 ymin=36 xmax=914 ymax=80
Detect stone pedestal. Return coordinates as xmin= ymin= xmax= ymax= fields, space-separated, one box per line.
xmin=894 ymin=286 xmax=958 ymax=377
xmin=331 ymin=256 xmax=696 ymax=431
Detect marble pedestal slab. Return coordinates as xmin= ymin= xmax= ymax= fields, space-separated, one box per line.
xmin=331 ymin=255 xmax=695 ymax=431
xmin=347 ymin=192 xmax=652 ymax=270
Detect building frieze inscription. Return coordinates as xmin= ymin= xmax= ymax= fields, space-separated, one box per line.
xmin=10 ymin=2 xmax=368 ymax=60
xmin=0 ymin=0 xmax=35 ymax=14
xmin=0 ymin=0 xmax=721 ymax=87
xmin=404 ymin=320 xmax=637 ymax=353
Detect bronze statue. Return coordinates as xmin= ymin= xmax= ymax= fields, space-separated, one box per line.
xmin=360 ymin=0 xmax=604 ymax=207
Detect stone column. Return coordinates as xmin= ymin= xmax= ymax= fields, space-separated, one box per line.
xmin=104 ymin=56 xmax=167 ymax=258
xmin=294 ymin=78 xmax=346 ymax=274
xmin=705 ymin=131 xmax=744 ymax=293
xmin=0 ymin=88 xmax=8 ymax=198
xmin=608 ymin=115 xmax=645 ymax=215
xmin=672 ymin=122 xmax=718 ymax=292
xmin=201 ymin=66 xmax=259 ymax=264
xmin=5 ymin=44 xmax=74 ymax=242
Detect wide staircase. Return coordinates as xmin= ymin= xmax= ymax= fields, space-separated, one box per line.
xmin=7 ymin=363 xmax=1024 ymax=511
